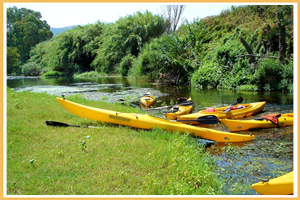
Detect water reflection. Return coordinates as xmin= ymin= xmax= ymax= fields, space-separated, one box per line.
xmin=7 ymin=76 xmax=293 ymax=106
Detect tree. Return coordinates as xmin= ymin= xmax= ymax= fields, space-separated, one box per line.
xmin=7 ymin=6 xmax=53 ymax=67
xmin=7 ymin=47 xmax=21 ymax=75
xmin=238 ymin=5 xmax=293 ymax=65
xmin=277 ymin=5 xmax=292 ymax=64
xmin=27 ymin=23 xmax=105 ymax=76
xmin=161 ymin=5 xmax=186 ymax=34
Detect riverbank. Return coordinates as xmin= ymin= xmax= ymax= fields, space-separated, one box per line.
xmin=6 ymin=87 xmax=224 ymax=195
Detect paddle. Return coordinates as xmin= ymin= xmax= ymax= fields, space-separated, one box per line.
xmin=223 ymin=96 xmax=244 ymax=113
xmin=45 ymin=121 xmax=102 ymax=128
xmin=147 ymin=100 xmax=194 ymax=111
xmin=172 ymin=115 xmax=219 ymax=124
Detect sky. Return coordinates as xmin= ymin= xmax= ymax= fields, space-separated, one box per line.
xmin=4 ymin=3 xmax=237 ymax=28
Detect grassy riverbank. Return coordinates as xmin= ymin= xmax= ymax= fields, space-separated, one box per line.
xmin=6 ymin=87 xmax=224 ymax=195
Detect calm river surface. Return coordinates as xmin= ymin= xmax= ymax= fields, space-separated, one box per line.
xmin=7 ymin=76 xmax=295 ymax=195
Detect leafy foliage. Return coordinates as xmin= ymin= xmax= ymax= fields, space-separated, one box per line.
xmin=187 ymin=5 xmax=293 ymax=91
xmin=21 ymin=62 xmax=41 ymax=76
xmin=10 ymin=5 xmax=294 ymax=91
xmin=7 ymin=6 xmax=53 ymax=68
xmin=7 ymin=47 xmax=21 ymax=75
xmin=116 ymin=54 xmax=136 ymax=76
xmin=27 ymin=22 xmax=105 ymax=76
xmin=92 ymin=11 xmax=168 ymax=73
xmin=129 ymin=33 xmax=195 ymax=85
xmin=42 ymin=71 xmax=64 ymax=77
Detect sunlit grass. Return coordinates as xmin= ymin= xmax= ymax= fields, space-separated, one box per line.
xmin=6 ymin=87 xmax=224 ymax=195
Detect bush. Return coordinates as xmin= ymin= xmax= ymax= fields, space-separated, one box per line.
xmin=191 ymin=62 xmax=221 ymax=88
xmin=75 ymin=71 xmax=100 ymax=77
xmin=237 ymin=84 xmax=259 ymax=91
xmin=222 ymin=59 xmax=255 ymax=89
xmin=279 ymin=59 xmax=294 ymax=92
xmin=42 ymin=71 xmax=64 ymax=77
xmin=116 ymin=55 xmax=136 ymax=76
xmin=21 ymin=62 xmax=41 ymax=76
xmin=253 ymin=59 xmax=283 ymax=91
xmin=129 ymin=34 xmax=195 ymax=85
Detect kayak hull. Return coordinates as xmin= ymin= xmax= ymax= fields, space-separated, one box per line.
xmin=252 ymin=171 xmax=293 ymax=195
xmin=164 ymin=98 xmax=193 ymax=120
xmin=221 ymin=113 xmax=293 ymax=131
xmin=56 ymin=98 xmax=254 ymax=143
xmin=177 ymin=102 xmax=266 ymax=125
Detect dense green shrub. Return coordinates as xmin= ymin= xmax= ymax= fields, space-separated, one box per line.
xmin=191 ymin=62 xmax=221 ymax=88
xmin=92 ymin=11 xmax=168 ymax=74
xmin=74 ymin=71 xmax=101 ymax=77
xmin=129 ymin=33 xmax=195 ymax=85
xmin=237 ymin=84 xmax=259 ymax=91
xmin=279 ymin=59 xmax=294 ymax=92
xmin=191 ymin=32 xmax=250 ymax=89
xmin=21 ymin=62 xmax=41 ymax=76
xmin=253 ymin=59 xmax=283 ymax=91
xmin=28 ymin=23 xmax=104 ymax=76
xmin=222 ymin=59 xmax=255 ymax=89
xmin=116 ymin=55 xmax=136 ymax=76
xmin=42 ymin=71 xmax=64 ymax=77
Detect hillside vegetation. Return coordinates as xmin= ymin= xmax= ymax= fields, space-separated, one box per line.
xmin=14 ymin=5 xmax=294 ymax=92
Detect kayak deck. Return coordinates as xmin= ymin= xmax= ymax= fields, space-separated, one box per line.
xmin=221 ymin=113 xmax=293 ymax=131
xmin=56 ymin=97 xmax=254 ymax=143
xmin=177 ymin=102 xmax=266 ymax=124
xmin=164 ymin=98 xmax=193 ymax=120
xmin=252 ymin=171 xmax=293 ymax=195
xmin=140 ymin=92 xmax=155 ymax=107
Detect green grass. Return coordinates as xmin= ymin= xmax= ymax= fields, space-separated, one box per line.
xmin=6 ymin=87 xmax=223 ymax=195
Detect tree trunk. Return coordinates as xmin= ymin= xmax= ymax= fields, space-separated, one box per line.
xmin=175 ymin=70 xmax=180 ymax=85
xmin=263 ymin=24 xmax=271 ymax=52
xmin=278 ymin=21 xmax=286 ymax=64
xmin=163 ymin=5 xmax=186 ymax=34
xmin=240 ymin=37 xmax=255 ymax=63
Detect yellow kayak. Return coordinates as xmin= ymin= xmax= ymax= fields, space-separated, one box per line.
xmin=56 ymin=97 xmax=254 ymax=143
xmin=140 ymin=92 xmax=155 ymax=107
xmin=252 ymin=171 xmax=293 ymax=195
xmin=177 ymin=102 xmax=266 ymax=125
xmin=164 ymin=97 xmax=193 ymax=120
xmin=221 ymin=113 xmax=293 ymax=131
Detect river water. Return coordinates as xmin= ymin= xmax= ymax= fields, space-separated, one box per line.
xmin=6 ymin=76 xmax=295 ymax=195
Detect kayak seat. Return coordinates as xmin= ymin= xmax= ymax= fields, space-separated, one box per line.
xmin=170 ymin=105 xmax=179 ymax=113
xmin=177 ymin=97 xmax=188 ymax=104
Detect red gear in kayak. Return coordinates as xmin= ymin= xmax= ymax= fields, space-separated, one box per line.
xmin=260 ymin=113 xmax=281 ymax=126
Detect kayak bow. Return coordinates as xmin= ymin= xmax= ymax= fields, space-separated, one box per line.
xmin=221 ymin=113 xmax=293 ymax=131
xmin=252 ymin=171 xmax=293 ymax=195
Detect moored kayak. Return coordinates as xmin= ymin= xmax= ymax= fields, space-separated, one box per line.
xmin=177 ymin=102 xmax=266 ymax=125
xmin=221 ymin=113 xmax=293 ymax=131
xmin=164 ymin=97 xmax=193 ymax=120
xmin=56 ymin=97 xmax=254 ymax=143
xmin=140 ymin=92 xmax=155 ymax=107
xmin=252 ymin=171 xmax=293 ymax=195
